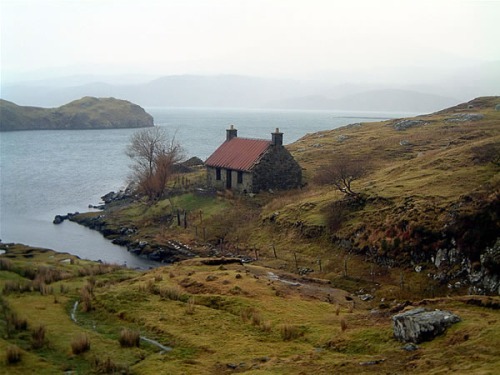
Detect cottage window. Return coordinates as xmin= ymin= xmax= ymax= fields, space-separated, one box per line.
xmin=237 ymin=171 xmax=243 ymax=184
xmin=216 ymin=168 xmax=221 ymax=180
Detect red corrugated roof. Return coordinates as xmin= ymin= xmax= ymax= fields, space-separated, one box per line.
xmin=205 ymin=137 xmax=271 ymax=171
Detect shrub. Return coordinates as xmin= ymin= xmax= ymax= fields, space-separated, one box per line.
xmin=240 ymin=307 xmax=262 ymax=326
xmin=6 ymin=311 xmax=28 ymax=331
xmin=71 ymin=333 xmax=91 ymax=354
xmin=260 ymin=320 xmax=273 ymax=333
xmin=3 ymin=280 xmax=32 ymax=295
xmin=35 ymin=266 xmax=63 ymax=284
xmin=6 ymin=345 xmax=22 ymax=364
xmin=80 ymin=284 xmax=93 ymax=312
xmin=31 ymin=325 xmax=47 ymax=349
xmin=119 ymin=328 xmax=140 ymax=348
xmin=280 ymin=324 xmax=302 ymax=341
xmin=91 ymin=356 xmax=129 ymax=374
xmin=71 ymin=333 xmax=90 ymax=354
xmin=59 ymin=283 xmax=68 ymax=294
xmin=185 ymin=297 xmax=196 ymax=315
xmin=0 ymin=257 xmax=13 ymax=271
xmin=159 ymin=285 xmax=184 ymax=301
xmin=340 ymin=318 xmax=347 ymax=332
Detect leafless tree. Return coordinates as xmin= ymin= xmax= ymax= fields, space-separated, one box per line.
xmin=314 ymin=155 xmax=369 ymax=199
xmin=126 ymin=127 xmax=183 ymax=200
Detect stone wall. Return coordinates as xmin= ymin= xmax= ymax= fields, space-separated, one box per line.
xmin=251 ymin=145 xmax=302 ymax=192
xmin=206 ymin=166 xmax=253 ymax=193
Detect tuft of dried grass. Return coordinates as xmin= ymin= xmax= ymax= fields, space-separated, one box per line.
xmin=185 ymin=297 xmax=196 ymax=315
xmin=159 ymin=285 xmax=184 ymax=301
xmin=280 ymin=324 xmax=302 ymax=341
xmin=31 ymin=325 xmax=47 ymax=349
xmin=119 ymin=328 xmax=140 ymax=348
xmin=6 ymin=345 xmax=22 ymax=364
xmin=91 ymin=356 xmax=129 ymax=374
xmin=6 ymin=311 xmax=28 ymax=331
xmin=240 ymin=307 xmax=262 ymax=326
xmin=71 ymin=333 xmax=91 ymax=354
xmin=80 ymin=285 xmax=93 ymax=312
xmin=340 ymin=318 xmax=347 ymax=332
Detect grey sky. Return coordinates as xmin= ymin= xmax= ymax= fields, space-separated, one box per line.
xmin=1 ymin=0 xmax=499 ymax=82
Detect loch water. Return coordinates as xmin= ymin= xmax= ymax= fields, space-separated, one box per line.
xmin=0 ymin=107 xmax=414 ymax=267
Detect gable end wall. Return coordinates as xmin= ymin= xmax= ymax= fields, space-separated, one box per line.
xmin=251 ymin=146 xmax=302 ymax=192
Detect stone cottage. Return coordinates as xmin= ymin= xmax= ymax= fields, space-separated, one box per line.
xmin=205 ymin=125 xmax=302 ymax=193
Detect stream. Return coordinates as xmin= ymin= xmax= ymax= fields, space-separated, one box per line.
xmin=71 ymin=300 xmax=172 ymax=353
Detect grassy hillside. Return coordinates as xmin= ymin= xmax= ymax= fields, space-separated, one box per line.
xmin=0 ymin=97 xmax=154 ymax=131
xmin=1 ymin=97 xmax=499 ymax=373
xmin=1 ymin=244 xmax=499 ymax=374
xmin=69 ymin=97 xmax=499 ymax=293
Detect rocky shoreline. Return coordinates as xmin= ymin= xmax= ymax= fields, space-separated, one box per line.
xmin=57 ymin=190 xmax=197 ymax=263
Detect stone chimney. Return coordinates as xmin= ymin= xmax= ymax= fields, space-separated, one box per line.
xmin=226 ymin=124 xmax=237 ymax=141
xmin=271 ymin=128 xmax=283 ymax=146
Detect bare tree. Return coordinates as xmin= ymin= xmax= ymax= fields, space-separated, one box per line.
xmin=314 ymin=155 xmax=368 ymax=199
xmin=126 ymin=127 xmax=183 ymax=200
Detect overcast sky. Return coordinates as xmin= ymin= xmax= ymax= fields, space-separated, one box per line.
xmin=1 ymin=0 xmax=499 ymax=82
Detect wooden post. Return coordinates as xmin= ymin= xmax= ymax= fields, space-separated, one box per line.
xmin=183 ymin=210 xmax=187 ymax=228
xmin=318 ymin=259 xmax=322 ymax=272
xmin=177 ymin=209 xmax=181 ymax=226
xmin=294 ymin=252 xmax=298 ymax=271
xmin=272 ymin=243 xmax=277 ymax=259
xmin=343 ymin=256 xmax=348 ymax=277
xmin=254 ymin=248 xmax=259 ymax=260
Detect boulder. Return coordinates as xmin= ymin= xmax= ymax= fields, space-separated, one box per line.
xmin=53 ymin=215 xmax=66 ymax=224
xmin=392 ymin=307 xmax=460 ymax=343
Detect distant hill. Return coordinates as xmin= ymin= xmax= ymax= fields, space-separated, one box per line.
xmin=0 ymin=97 xmax=154 ymax=131
xmin=266 ymin=89 xmax=460 ymax=113
xmin=1 ymin=74 xmax=467 ymax=112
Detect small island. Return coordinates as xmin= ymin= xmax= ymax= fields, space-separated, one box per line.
xmin=0 ymin=96 xmax=154 ymax=131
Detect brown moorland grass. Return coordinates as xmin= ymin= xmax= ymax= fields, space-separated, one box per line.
xmin=1 ymin=244 xmax=500 ymax=374
xmin=1 ymin=98 xmax=499 ymax=374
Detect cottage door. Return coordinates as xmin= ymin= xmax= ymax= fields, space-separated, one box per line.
xmin=226 ymin=169 xmax=232 ymax=189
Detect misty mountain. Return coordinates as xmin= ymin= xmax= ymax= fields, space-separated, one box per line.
xmin=1 ymin=64 xmax=498 ymax=112
xmin=267 ymin=90 xmax=460 ymax=113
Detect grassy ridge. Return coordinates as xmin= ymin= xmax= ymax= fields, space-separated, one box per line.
xmin=0 ymin=96 xmax=154 ymax=131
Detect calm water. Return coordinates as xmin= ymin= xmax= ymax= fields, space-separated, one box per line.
xmin=0 ymin=107 xmax=412 ymax=266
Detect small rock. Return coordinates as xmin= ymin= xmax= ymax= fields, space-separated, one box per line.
xmin=446 ymin=113 xmax=484 ymax=122
xmin=359 ymin=294 xmax=374 ymax=301
xmin=402 ymin=343 xmax=419 ymax=351
xmin=393 ymin=119 xmax=425 ymax=131
xmin=359 ymin=359 xmax=385 ymax=366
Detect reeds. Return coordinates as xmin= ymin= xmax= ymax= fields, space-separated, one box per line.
xmin=71 ymin=333 xmax=91 ymax=354
xmin=6 ymin=345 xmax=22 ymax=364
xmin=119 ymin=328 xmax=140 ymax=348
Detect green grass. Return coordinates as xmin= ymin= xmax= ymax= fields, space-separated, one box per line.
xmin=1 ymin=245 xmax=499 ymax=374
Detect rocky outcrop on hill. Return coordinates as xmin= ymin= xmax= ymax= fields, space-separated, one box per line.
xmin=392 ymin=308 xmax=461 ymax=343
xmin=0 ymin=97 xmax=154 ymax=131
